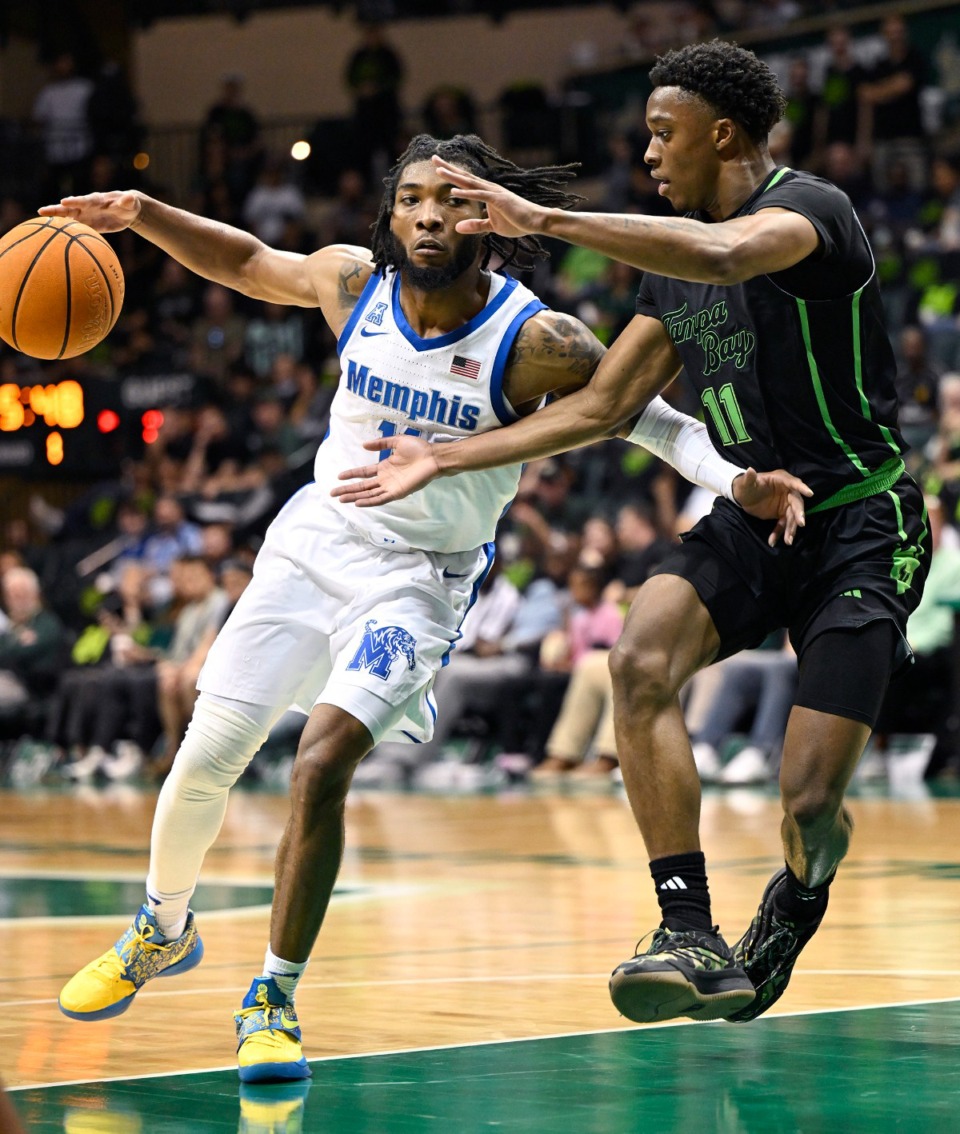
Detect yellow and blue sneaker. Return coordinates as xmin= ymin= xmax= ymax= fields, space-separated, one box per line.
xmin=59 ymin=905 xmax=204 ymax=1021
xmin=238 ymin=1080 xmax=311 ymax=1134
xmin=235 ymin=977 xmax=311 ymax=1083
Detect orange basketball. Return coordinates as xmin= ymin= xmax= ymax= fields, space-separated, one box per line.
xmin=0 ymin=216 xmax=124 ymax=360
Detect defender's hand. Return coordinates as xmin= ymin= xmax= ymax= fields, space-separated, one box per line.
xmin=732 ymin=468 xmax=813 ymax=547
xmin=333 ymin=435 xmax=443 ymax=506
xmin=38 ymin=191 xmax=143 ymax=233
xmin=431 ymin=156 xmax=550 ymax=239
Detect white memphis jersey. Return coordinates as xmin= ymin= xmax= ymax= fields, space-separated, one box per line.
xmin=314 ymin=267 xmax=546 ymax=553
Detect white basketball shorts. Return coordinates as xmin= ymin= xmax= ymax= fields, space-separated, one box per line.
xmin=197 ymin=483 xmax=493 ymax=745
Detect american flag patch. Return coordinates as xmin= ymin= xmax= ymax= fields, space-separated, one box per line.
xmin=450 ymin=355 xmax=481 ymax=380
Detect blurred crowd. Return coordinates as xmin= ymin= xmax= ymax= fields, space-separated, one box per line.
xmin=1 ymin=8 xmax=960 ymax=792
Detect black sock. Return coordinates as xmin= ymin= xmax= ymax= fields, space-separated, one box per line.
xmin=774 ymin=864 xmax=832 ymax=925
xmin=650 ymin=851 xmax=713 ymax=932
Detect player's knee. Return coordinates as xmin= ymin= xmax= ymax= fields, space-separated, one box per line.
xmin=609 ymin=637 xmax=676 ymax=710
xmin=169 ymin=696 xmax=270 ymax=797
xmin=290 ymin=740 xmax=358 ymax=812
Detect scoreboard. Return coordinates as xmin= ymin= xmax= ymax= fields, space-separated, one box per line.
xmin=0 ymin=373 xmax=195 ymax=479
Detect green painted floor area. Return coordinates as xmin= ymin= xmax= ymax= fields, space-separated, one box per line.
xmin=14 ymin=1001 xmax=960 ymax=1133
xmin=0 ymin=878 xmax=369 ymax=919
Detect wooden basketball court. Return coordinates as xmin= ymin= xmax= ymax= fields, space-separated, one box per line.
xmin=3 ymin=778 xmax=960 ymax=1131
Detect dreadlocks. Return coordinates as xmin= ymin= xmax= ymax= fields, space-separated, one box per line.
xmin=370 ymin=134 xmax=582 ymax=274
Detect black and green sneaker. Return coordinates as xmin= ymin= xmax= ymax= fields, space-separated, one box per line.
xmin=727 ymin=868 xmax=827 ymax=1023
xmin=609 ymin=926 xmax=756 ymax=1023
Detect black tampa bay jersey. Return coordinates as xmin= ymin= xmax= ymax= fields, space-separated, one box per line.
xmin=635 ymin=167 xmax=906 ymax=509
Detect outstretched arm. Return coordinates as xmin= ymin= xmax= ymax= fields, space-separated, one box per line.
xmin=39 ymin=191 xmax=373 ymax=326
xmin=430 ymin=156 xmax=819 ymax=284
xmin=333 ymin=311 xmax=812 ymax=543
xmin=333 ymin=313 xmax=678 ymax=503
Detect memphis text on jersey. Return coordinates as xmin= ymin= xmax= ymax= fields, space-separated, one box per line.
xmin=346 ymin=359 xmax=482 ymax=431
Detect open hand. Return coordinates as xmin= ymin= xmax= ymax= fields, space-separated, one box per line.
xmin=332 ymin=434 xmax=443 ymax=506
xmin=431 ymin=156 xmax=550 ymax=240
xmin=38 ymin=190 xmax=143 ymax=233
xmin=732 ymin=468 xmax=813 ymax=547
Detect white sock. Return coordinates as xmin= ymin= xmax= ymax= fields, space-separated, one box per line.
xmin=146 ymin=887 xmax=191 ymax=942
xmin=263 ymin=947 xmax=308 ymax=1001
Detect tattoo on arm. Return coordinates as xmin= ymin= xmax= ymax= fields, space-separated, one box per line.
xmin=509 ymin=314 xmax=605 ymax=386
xmin=337 ymin=260 xmax=365 ymax=313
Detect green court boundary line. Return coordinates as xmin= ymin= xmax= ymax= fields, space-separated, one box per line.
xmin=11 ymin=994 xmax=960 ymax=1094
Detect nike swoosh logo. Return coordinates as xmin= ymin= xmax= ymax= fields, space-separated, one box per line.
xmin=360 ymin=327 xmax=389 ymax=337
xmin=280 ymin=1010 xmax=300 ymax=1030
xmin=442 ymin=568 xmax=470 ymax=579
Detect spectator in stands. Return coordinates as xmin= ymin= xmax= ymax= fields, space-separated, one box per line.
xmin=55 ymin=563 xmax=160 ymax=781
xmin=600 ymin=132 xmax=640 ymax=213
xmin=87 ymin=59 xmax=142 ymax=167
xmin=530 ymin=505 xmax=670 ymax=783
xmin=344 ymin=22 xmax=405 ymax=180
xmin=149 ymin=258 xmax=200 ymax=366
xmin=189 ymin=283 xmax=248 ymax=389
xmin=580 ymin=514 xmax=618 ymax=572
xmin=422 ymin=86 xmax=477 ymax=140
xmin=244 ymin=303 xmax=306 ymax=381
xmin=606 ymin=500 xmax=674 ymax=607
xmin=812 ymin=26 xmax=870 ymax=157
xmin=248 ymin=390 xmax=303 ymax=460
xmin=153 ymin=555 xmax=231 ymax=776
xmin=201 ymin=73 xmax=262 ymax=203
xmin=782 ymin=56 xmax=817 ymax=168
xmin=0 ymin=567 xmax=67 ymax=727
xmin=199 ymin=522 xmax=235 ymax=576
xmin=868 ymin=156 xmax=925 ymax=235
xmin=140 ymin=495 xmax=204 ymax=606
xmin=926 ymin=374 xmax=960 ymax=526
xmin=181 ymin=405 xmax=252 ymax=494
xmin=690 ymin=632 xmax=798 ymax=785
xmin=859 ymin=15 xmax=930 ymax=192
xmin=94 ymin=497 xmax=153 ymax=589
xmin=512 ymin=456 xmax=591 ymax=535
xmin=194 ymin=132 xmax=244 ymax=224
xmin=533 ymin=646 xmax=621 ymax=783
xmin=576 ymin=260 xmax=643 ymax=346
xmin=529 ymin=560 xmax=625 ymax=782
xmin=287 ymin=361 xmax=335 ymax=444
xmin=319 ymin=168 xmax=375 ymax=247
xmin=32 ymin=51 xmax=94 ymax=199
xmin=58 ymin=555 xmax=231 ymax=782
xmin=923 ymin=155 xmax=960 ymax=251
xmin=872 ymin=496 xmax=960 ymax=782
xmin=242 ymin=152 xmax=307 ymax=246
xmin=895 ymin=324 xmax=942 ymax=443
xmin=820 ymin=141 xmax=873 ymax=214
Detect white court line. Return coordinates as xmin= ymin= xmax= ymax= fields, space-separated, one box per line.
xmin=10 ymin=991 xmax=960 ymax=1094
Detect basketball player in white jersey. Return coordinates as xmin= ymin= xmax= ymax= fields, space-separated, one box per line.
xmin=41 ymin=134 xmax=808 ymax=1083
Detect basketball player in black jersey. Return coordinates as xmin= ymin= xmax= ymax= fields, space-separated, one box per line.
xmin=335 ymin=40 xmax=931 ymax=1024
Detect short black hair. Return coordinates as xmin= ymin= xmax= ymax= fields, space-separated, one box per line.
xmin=649 ymin=40 xmax=786 ymax=144
xmin=370 ymin=133 xmax=582 ymax=274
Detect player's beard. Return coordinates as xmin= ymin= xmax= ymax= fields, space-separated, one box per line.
xmin=389 ymin=232 xmax=484 ymax=291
